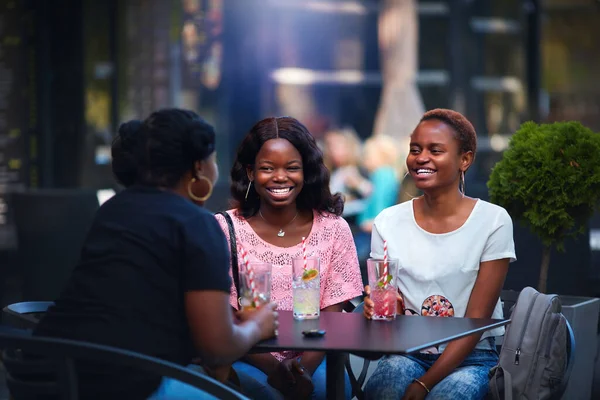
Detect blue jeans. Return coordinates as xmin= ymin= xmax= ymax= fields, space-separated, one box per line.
xmin=233 ymin=358 xmax=352 ymax=400
xmin=148 ymin=364 xmax=260 ymax=399
xmin=148 ymin=364 xmax=218 ymax=399
xmin=364 ymin=349 xmax=498 ymax=400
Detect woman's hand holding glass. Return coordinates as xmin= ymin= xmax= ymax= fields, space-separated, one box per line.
xmin=363 ymin=285 xmax=404 ymax=319
xmin=235 ymin=302 xmax=279 ymax=340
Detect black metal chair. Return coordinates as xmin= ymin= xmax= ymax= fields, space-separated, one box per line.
xmin=12 ymin=189 xmax=99 ymax=301
xmin=0 ymin=326 xmax=249 ymax=400
xmin=2 ymin=301 xmax=54 ymax=330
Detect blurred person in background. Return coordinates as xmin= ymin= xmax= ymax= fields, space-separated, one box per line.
xmin=355 ymin=135 xmax=400 ymax=283
xmin=35 ymin=108 xmax=278 ymax=399
xmin=323 ymin=127 xmax=372 ymax=220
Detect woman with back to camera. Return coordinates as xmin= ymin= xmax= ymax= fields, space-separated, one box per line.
xmin=363 ymin=109 xmax=516 ymax=400
xmin=35 ymin=108 xmax=278 ymax=399
xmin=215 ymin=116 xmax=364 ymax=400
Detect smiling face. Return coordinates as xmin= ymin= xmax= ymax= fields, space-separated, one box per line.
xmin=248 ymin=138 xmax=304 ymax=209
xmin=407 ymin=119 xmax=473 ymax=194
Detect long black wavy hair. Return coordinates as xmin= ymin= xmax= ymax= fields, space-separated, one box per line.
xmin=231 ymin=116 xmax=343 ymax=218
xmin=111 ymin=108 xmax=216 ymax=188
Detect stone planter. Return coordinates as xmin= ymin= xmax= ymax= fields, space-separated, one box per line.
xmin=559 ymin=295 xmax=600 ymax=400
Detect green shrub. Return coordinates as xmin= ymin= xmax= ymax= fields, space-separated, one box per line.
xmin=487 ymin=121 xmax=600 ymax=292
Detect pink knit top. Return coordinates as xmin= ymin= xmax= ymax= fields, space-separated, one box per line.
xmin=215 ymin=209 xmax=363 ymax=361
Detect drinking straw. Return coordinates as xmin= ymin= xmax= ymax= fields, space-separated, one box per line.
xmin=382 ymin=239 xmax=389 ymax=284
xmin=239 ymin=244 xmax=258 ymax=306
xmin=382 ymin=239 xmax=389 ymax=315
xmin=302 ymin=236 xmax=307 ymax=270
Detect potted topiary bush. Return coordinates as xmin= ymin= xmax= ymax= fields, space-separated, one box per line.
xmin=487 ymin=120 xmax=600 ymax=293
xmin=488 ymin=121 xmax=600 ymax=399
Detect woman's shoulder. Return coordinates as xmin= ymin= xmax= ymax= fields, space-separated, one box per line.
xmin=214 ymin=208 xmax=242 ymax=220
xmin=374 ymin=200 xmax=412 ymax=223
xmin=312 ymin=212 xmax=355 ymax=249
xmin=474 ymin=200 xmax=512 ymax=223
xmin=313 ymin=211 xmax=355 ymax=239
xmin=213 ymin=208 xmax=247 ymax=228
xmin=315 ymin=210 xmax=351 ymax=229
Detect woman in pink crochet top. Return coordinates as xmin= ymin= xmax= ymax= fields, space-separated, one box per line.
xmin=216 ymin=116 xmax=363 ymax=400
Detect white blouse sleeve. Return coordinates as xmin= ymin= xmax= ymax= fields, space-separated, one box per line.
xmin=481 ymin=209 xmax=517 ymax=263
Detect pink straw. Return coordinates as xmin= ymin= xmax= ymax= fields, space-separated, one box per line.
xmin=382 ymin=240 xmax=389 ymax=284
xmin=239 ymin=244 xmax=258 ymax=306
xmin=382 ymin=240 xmax=390 ymax=315
xmin=302 ymin=236 xmax=307 ymax=270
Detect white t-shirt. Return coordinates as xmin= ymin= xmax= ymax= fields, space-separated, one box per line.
xmin=371 ymin=199 xmax=516 ymax=343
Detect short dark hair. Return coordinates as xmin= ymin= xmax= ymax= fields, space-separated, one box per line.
xmin=230 ymin=116 xmax=343 ymax=218
xmin=420 ymin=108 xmax=477 ymax=155
xmin=111 ymin=108 xmax=216 ymax=188
xmin=111 ymin=120 xmax=142 ymax=187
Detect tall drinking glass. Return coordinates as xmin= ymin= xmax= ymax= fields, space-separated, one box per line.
xmin=238 ymin=262 xmax=272 ymax=311
xmin=367 ymin=258 xmax=399 ymax=321
xmin=292 ymin=257 xmax=320 ymax=320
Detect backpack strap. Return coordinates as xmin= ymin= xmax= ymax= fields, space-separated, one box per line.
xmin=216 ymin=211 xmax=240 ymax=293
xmin=489 ymin=366 xmax=513 ymax=400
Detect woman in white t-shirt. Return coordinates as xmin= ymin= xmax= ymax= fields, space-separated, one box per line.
xmin=363 ymin=109 xmax=516 ymax=400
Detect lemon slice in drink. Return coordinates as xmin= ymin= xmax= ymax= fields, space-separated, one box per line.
xmin=302 ymin=269 xmax=319 ymax=282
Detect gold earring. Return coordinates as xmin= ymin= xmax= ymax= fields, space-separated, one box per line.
xmin=245 ymin=181 xmax=253 ymax=200
xmin=188 ymin=176 xmax=213 ymax=202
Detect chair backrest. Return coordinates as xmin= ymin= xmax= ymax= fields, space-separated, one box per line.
xmin=561 ymin=318 xmax=576 ymax=399
xmin=2 ymin=301 xmax=54 ymax=330
xmin=0 ymin=327 xmax=249 ymax=400
xmin=12 ymin=189 xmax=99 ymax=301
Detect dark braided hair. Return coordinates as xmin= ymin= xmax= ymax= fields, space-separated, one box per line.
xmin=230 ymin=116 xmax=343 ymax=218
xmin=111 ymin=108 xmax=216 ymax=188
xmin=111 ymin=120 xmax=141 ymax=187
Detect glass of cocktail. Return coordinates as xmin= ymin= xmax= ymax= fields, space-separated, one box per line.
xmin=238 ymin=262 xmax=272 ymax=311
xmin=367 ymin=258 xmax=399 ymax=321
xmin=292 ymin=257 xmax=320 ymax=320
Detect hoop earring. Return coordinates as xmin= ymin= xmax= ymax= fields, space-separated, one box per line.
xmin=459 ymin=171 xmax=466 ymax=197
xmin=245 ymin=181 xmax=253 ymax=200
xmin=188 ymin=176 xmax=213 ymax=202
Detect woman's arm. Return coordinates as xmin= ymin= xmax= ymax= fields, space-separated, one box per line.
xmin=185 ymin=291 xmax=277 ymax=367
xmin=409 ymin=258 xmax=509 ymax=395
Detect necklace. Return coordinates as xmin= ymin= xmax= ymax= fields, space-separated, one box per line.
xmin=259 ymin=210 xmax=299 ymax=237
